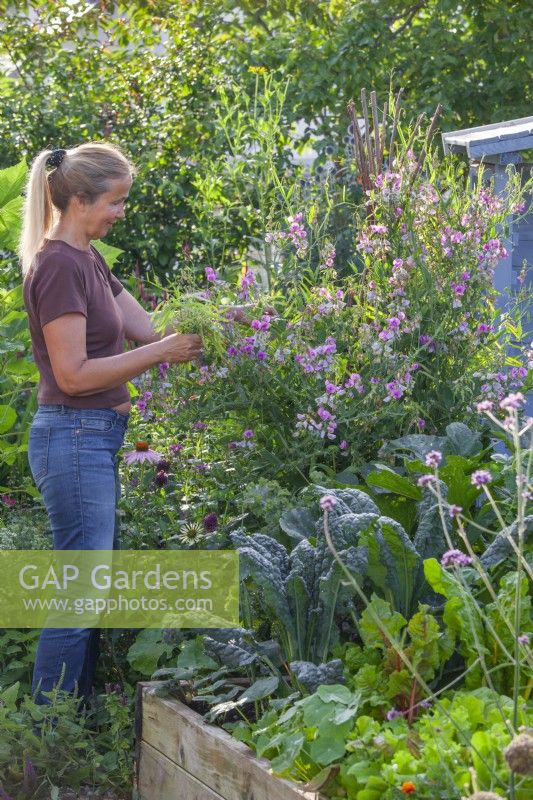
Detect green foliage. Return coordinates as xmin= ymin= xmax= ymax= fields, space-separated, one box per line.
xmin=0 ymin=682 xmax=134 ymax=797
xmin=228 ymin=680 xmax=533 ymax=799
xmin=424 ymin=561 xmax=532 ymax=693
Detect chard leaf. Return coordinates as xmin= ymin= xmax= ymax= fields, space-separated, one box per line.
xmin=360 ymin=595 xmax=407 ymax=649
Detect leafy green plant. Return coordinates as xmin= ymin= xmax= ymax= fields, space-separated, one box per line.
xmin=0 ymin=681 xmax=134 ymax=798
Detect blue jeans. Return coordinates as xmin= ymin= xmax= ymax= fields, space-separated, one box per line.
xmin=27 ymin=405 xmax=129 ymax=704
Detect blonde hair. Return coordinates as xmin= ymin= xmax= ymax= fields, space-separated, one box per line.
xmin=19 ymin=142 xmax=136 ymax=277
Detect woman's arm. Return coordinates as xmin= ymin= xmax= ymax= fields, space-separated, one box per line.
xmin=114 ymin=287 xmax=172 ymax=343
xmin=43 ymin=313 xmax=201 ymax=396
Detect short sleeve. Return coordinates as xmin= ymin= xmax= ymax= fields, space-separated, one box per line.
xmin=32 ymin=257 xmax=88 ymax=328
xmin=108 ymin=270 xmax=123 ymax=297
xmin=91 ymin=246 xmax=123 ymax=297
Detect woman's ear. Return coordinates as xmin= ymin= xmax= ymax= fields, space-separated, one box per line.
xmin=71 ymin=192 xmax=90 ymax=212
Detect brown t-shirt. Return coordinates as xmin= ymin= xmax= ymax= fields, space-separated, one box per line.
xmin=23 ymin=239 xmax=130 ymax=408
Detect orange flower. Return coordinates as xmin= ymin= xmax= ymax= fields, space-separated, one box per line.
xmin=401 ymin=782 xmax=416 ymax=794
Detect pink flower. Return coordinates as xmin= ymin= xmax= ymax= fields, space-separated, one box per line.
xmin=417 ymin=474 xmax=436 ymax=488
xmin=0 ymin=494 xmax=16 ymax=507
xmin=425 ymin=450 xmax=442 ymax=468
xmin=471 ymin=469 xmax=492 ymax=487
xmin=123 ymin=442 xmax=163 ymax=465
xmin=320 ymin=495 xmax=337 ymax=512
xmin=448 ymin=504 xmax=463 ymax=518
xmin=476 ymin=400 xmax=494 ymax=413
xmin=441 ymin=549 xmax=473 ymax=568
xmin=500 ymin=392 xmax=525 ymax=411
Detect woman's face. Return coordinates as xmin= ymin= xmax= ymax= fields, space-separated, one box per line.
xmin=81 ymin=176 xmax=132 ymax=240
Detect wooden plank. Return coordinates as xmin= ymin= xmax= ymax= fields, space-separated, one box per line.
xmin=139 ymin=740 xmax=224 ymax=800
xmin=139 ymin=682 xmax=321 ymax=800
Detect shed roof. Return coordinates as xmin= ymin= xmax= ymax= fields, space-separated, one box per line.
xmin=442 ymin=116 xmax=533 ymax=158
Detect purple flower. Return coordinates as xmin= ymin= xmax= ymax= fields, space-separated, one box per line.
xmin=0 ymin=494 xmax=16 ymax=507
xmin=476 ymin=323 xmax=492 ymax=336
xmin=193 ymin=421 xmax=208 ymax=430
xmin=227 ymin=345 xmax=238 ymax=357
xmin=416 ymin=418 xmax=426 ymax=429
xmin=471 ymin=469 xmax=492 ymax=487
xmin=243 ymin=429 xmax=254 ymax=438
xmin=451 ymin=282 xmax=467 ymax=296
xmin=256 ymin=350 xmax=268 ymax=361
xmin=169 ymin=443 xmax=183 ymax=454
xmin=441 ymin=549 xmax=473 ymax=568
xmin=339 ymin=440 xmax=348 ymax=451
xmin=476 ymin=400 xmax=494 ymax=413
xmin=123 ymin=443 xmax=162 ymax=465
xmin=385 ymin=381 xmax=404 ymax=401
xmin=448 ymin=504 xmax=463 ymax=518
xmin=386 ymin=708 xmax=401 ymax=721
xmin=417 ymin=474 xmax=436 ymax=488
xmin=205 ymin=266 xmax=218 ymax=282
xmin=425 ymin=450 xmax=442 ymax=468
xmin=203 ymin=512 xmax=219 ymax=533
xmin=155 ymin=470 xmax=169 ymax=487
xmin=500 ymin=392 xmax=525 ymax=411
xmin=156 ymin=459 xmax=170 ymax=472
xmin=518 ymin=633 xmax=530 ymax=646
xmin=320 ymin=495 xmax=337 ymax=512
xmin=158 ymin=361 xmax=170 ymax=379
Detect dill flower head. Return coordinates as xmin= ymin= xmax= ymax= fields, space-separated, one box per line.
xmin=503 ymin=733 xmax=533 ymax=775
xmin=467 ymin=793 xmax=505 ymax=800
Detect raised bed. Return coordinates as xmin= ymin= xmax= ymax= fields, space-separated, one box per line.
xmin=136 ymin=682 xmax=322 ymax=800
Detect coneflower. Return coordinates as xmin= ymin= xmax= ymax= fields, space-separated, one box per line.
xmin=123 ymin=441 xmax=162 ymax=465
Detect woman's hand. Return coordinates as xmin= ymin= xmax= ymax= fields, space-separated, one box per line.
xmin=160 ymin=334 xmax=203 ymax=364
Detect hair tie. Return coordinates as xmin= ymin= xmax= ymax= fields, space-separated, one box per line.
xmin=46 ymin=149 xmax=66 ymax=169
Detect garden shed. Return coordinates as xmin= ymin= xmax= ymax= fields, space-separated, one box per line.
xmin=442 ymin=116 xmax=533 ymax=414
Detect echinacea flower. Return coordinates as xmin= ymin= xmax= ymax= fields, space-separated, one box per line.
xmin=178 ymin=521 xmax=205 ymax=546
xmin=123 ymin=442 xmax=162 ymax=465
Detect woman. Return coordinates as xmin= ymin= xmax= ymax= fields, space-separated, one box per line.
xmin=21 ymin=142 xmax=202 ymax=705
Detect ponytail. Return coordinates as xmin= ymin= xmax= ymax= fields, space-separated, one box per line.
xmin=19 ymin=150 xmax=57 ymax=277
xmin=19 ymin=141 xmax=135 ymax=278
